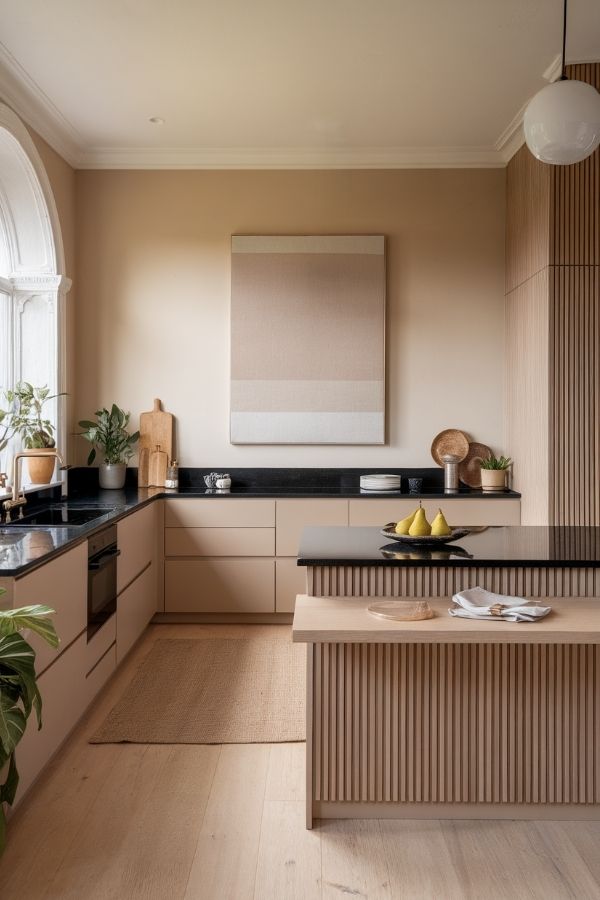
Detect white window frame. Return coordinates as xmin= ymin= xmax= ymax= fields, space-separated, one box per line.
xmin=0 ymin=103 xmax=71 ymax=483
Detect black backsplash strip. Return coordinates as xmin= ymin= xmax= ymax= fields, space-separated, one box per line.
xmin=69 ymin=466 xmax=443 ymax=493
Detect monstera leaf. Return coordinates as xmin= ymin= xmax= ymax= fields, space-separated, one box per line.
xmin=0 ymin=605 xmax=59 ymax=648
xmin=0 ymin=592 xmax=56 ymax=853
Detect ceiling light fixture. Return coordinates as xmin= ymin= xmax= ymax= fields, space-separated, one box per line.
xmin=523 ymin=0 xmax=600 ymax=165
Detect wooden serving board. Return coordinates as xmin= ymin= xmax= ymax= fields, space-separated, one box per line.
xmin=138 ymin=399 xmax=174 ymax=486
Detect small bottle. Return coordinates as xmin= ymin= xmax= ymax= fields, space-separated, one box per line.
xmin=165 ymin=460 xmax=179 ymax=490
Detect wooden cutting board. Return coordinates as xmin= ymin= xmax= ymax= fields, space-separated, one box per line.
xmin=138 ymin=399 xmax=174 ymax=486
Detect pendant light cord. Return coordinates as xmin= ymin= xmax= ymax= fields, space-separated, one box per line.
xmin=560 ymin=0 xmax=568 ymax=80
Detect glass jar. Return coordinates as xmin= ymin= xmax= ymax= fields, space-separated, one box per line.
xmin=165 ymin=460 xmax=179 ymax=490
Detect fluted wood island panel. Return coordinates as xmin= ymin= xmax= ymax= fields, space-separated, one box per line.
xmin=294 ymin=526 xmax=600 ymax=826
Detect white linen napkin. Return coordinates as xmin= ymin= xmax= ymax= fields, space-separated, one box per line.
xmin=449 ymin=586 xmax=551 ymax=623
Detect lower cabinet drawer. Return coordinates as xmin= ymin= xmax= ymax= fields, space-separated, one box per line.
xmin=275 ymin=559 xmax=307 ymax=613
xmin=86 ymin=613 xmax=116 ymax=674
xmin=86 ymin=643 xmax=117 ymax=704
xmin=165 ymin=559 xmax=275 ymax=613
xmin=117 ymin=563 xmax=156 ymax=663
xmin=165 ymin=527 xmax=274 ymax=557
xmin=15 ymin=632 xmax=88 ymax=803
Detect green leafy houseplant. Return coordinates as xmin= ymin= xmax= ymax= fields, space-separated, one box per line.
xmin=78 ymin=404 xmax=139 ymax=466
xmin=0 ymin=596 xmax=58 ymax=852
xmin=7 ymin=383 xmax=62 ymax=450
xmin=0 ymin=404 xmax=14 ymax=457
xmin=479 ymin=455 xmax=512 ymax=470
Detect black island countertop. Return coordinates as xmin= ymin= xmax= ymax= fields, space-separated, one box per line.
xmin=297 ymin=525 xmax=600 ymax=568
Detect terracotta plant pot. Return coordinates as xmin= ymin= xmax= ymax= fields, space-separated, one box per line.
xmin=480 ymin=469 xmax=507 ymax=492
xmin=99 ymin=463 xmax=126 ymax=490
xmin=27 ymin=455 xmax=56 ymax=485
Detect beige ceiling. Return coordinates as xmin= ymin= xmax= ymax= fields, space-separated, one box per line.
xmin=0 ymin=0 xmax=598 ymax=168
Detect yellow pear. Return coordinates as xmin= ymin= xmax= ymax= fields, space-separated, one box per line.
xmin=394 ymin=507 xmax=420 ymax=534
xmin=408 ymin=506 xmax=431 ymax=536
xmin=431 ymin=508 xmax=452 ymax=536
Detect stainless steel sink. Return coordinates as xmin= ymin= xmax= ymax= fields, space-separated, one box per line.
xmin=3 ymin=506 xmax=115 ymax=528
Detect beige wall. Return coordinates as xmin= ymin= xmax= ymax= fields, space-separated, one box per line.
xmin=74 ymin=169 xmax=506 ymax=467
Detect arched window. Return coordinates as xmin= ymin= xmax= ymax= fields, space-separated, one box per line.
xmin=0 ymin=103 xmax=71 ymax=481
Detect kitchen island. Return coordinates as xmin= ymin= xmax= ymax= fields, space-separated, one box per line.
xmin=293 ymin=526 xmax=600 ymax=827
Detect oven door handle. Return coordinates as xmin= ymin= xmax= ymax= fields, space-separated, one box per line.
xmin=89 ymin=547 xmax=121 ymax=570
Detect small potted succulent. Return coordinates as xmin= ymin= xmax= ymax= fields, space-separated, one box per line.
xmin=479 ymin=455 xmax=512 ymax=492
xmin=78 ymin=404 xmax=139 ymax=489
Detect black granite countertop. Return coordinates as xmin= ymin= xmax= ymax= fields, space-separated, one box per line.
xmin=0 ymin=487 xmax=161 ymax=577
xmin=297 ymin=525 xmax=600 ymax=568
xmin=0 ymin=466 xmax=521 ymax=577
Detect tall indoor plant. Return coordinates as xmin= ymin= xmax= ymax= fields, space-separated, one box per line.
xmin=78 ymin=404 xmax=139 ymax=489
xmin=0 ymin=597 xmax=58 ymax=852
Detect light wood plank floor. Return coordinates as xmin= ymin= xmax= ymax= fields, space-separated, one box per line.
xmin=2 ymin=624 xmax=600 ymax=900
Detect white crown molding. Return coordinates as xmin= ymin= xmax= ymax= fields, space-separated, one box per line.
xmin=494 ymin=53 xmax=565 ymax=164
xmin=0 ymin=42 xmax=593 ymax=172
xmin=495 ymin=102 xmax=527 ymax=163
xmin=77 ymin=145 xmax=504 ymax=170
xmin=0 ymin=41 xmax=83 ymax=167
xmin=543 ymin=53 xmax=563 ymax=83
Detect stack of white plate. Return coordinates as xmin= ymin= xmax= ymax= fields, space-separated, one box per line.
xmin=360 ymin=473 xmax=401 ymax=492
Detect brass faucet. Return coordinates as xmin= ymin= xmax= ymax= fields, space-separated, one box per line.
xmin=2 ymin=449 xmax=67 ymax=522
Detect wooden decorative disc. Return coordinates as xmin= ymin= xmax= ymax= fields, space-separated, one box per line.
xmin=458 ymin=441 xmax=492 ymax=488
xmin=430 ymin=429 xmax=470 ymax=467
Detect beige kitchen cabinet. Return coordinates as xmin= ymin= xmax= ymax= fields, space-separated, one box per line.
xmin=117 ymin=504 xmax=158 ymax=658
xmin=165 ymin=498 xmax=275 ymax=528
xmin=10 ymin=541 xmax=88 ymax=676
xmin=164 ymin=498 xmax=276 ymax=614
xmin=14 ymin=631 xmax=88 ymax=802
xmin=161 ymin=494 xmax=521 ymax=618
xmin=117 ymin=501 xmax=158 ymax=593
xmin=272 ymin=499 xmax=349 ymax=611
xmin=165 ymin=559 xmax=275 ymax=613
xmin=348 ymin=497 xmax=521 ymax=527
xmin=275 ymin=499 xmax=349 ymax=557
xmin=165 ymin=526 xmax=274 ymax=557
xmin=85 ymin=643 xmax=117 ymax=704
xmin=275 ymin=558 xmax=307 ymax=613
xmin=117 ymin=562 xmax=156 ymax=662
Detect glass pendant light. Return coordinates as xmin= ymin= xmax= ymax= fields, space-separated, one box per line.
xmin=524 ymin=0 xmax=600 ymax=165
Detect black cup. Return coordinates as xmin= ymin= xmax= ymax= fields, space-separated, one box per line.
xmin=408 ymin=477 xmax=423 ymax=493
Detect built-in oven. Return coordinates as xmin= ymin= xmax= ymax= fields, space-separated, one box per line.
xmin=87 ymin=524 xmax=120 ymax=641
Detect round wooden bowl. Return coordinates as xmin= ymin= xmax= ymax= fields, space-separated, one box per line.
xmin=430 ymin=429 xmax=470 ymax=467
xmin=458 ymin=442 xmax=492 ymax=488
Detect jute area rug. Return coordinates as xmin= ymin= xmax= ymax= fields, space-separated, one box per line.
xmin=90 ymin=636 xmax=306 ymax=745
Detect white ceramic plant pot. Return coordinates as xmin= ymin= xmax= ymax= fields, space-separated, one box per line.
xmin=480 ymin=469 xmax=507 ymax=492
xmin=99 ymin=463 xmax=126 ymax=490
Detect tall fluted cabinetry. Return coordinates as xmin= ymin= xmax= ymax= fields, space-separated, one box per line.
xmin=505 ymin=62 xmax=600 ymax=525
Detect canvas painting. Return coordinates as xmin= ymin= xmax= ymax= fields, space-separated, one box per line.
xmin=230 ymin=235 xmax=385 ymax=444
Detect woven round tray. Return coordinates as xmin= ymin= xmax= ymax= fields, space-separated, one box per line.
xmin=430 ymin=429 xmax=470 ymax=467
xmin=458 ymin=441 xmax=493 ymax=488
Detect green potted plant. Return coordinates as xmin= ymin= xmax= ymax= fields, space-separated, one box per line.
xmin=7 ymin=383 xmax=62 ymax=484
xmin=479 ymin=455 xmax=512 ymax=492
xmin=0 ymin=596 xmax=58 ymax=852
xmin=78 ymin=404 xmax=139 ymax=489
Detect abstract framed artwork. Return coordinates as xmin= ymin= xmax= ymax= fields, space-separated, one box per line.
xmin=230 ymin=235 xmax=385 ymax=444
